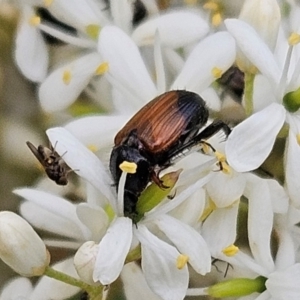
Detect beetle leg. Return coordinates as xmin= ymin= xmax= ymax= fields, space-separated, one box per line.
xmin=198 ymin=141 xmax=228 ymax=172
xmin=199 ymin=140 xmax=216 ymax=154
xmin=167 ymin=120 xmax=230 ymax=162
xmin=151 ymin=171 xmax=169 ymax=189
xmin=193 ymin=120 xmax=231 ymax=142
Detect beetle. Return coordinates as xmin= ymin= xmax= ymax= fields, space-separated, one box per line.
xmin=26 ymin=141 xmax=69 ymax=185
xmin=110 ymin=90 xmax=231 ymax=218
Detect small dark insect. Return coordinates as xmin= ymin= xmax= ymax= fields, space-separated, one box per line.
xmin=218 ymin=66 xmax=245 ymax=100
xmin=26 ymin=141 xmax=69 ymax=185
xmin=110 ymin=90 xmax=231 ymax=218
xmin=80 ymin=291 xmax=89 ymax=300
xmin=132 ymin=0 xmax=148 ymax=26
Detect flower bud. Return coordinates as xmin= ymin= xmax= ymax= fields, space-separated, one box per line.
xmin=74 ymin=241 xmax=100 ymax=286
xmin=136 ymin=169 xmax=182 ymax=220
xmin=239 ymin=0 xmax=280 ymax=50
xmin=236 ymin=0 xmax=281 ymax=73
xmin=207 ymin=276 xmax=267 ymax=298
xmin=0 ymin=211 xmax=50 ymax=276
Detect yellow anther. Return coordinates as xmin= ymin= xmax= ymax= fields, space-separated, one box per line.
xmin=95 ymin=62 xmax=109 ymax=75
xmin=222 ymin=244 xmax=239 ymax=257
xmin=86 ymin=24 xmax=101 ymax=40
xmin=203 ymin=1 xmax=219 ymax=11
xmin=215 ymin=151 xmax=226 ymax=162
xmin=215 ymin=151 xmax=231 ymax=174
xmin=176 ymin=254 xmax=189 ymax=269
xmin=119 ymin=161 xmax=137 ymax=174
xmin=62 ymin=70 xmax=72 ymax=85
xmin=220 ymin=161 xmax=231 ymax=174
xmin=201 ymin=143 xmax=211 ymax=154
xmin=297 ymin=134 xmax=300 ymax=145
xmin=43 ymin=0 xmax=53 ymax=7
xmin=212 ymin=67 xmax=223 ymax=79
xmin=212 ymin=12 xmax=222 ymax=27
xmin=288 ymin=32 xmax=300 ymax=46
xmin=29 ymin=16 xmax=40 ymax=26
xmin=88 ymin=144 xmax=98 ymax=152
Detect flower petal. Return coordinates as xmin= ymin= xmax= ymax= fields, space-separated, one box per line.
xmin=98 ymin=26 xmax=157 ymax=107
xmin=46 ymin=127 xmax=116 ymax=206
xmin=0 ymin=277 xmax=33 ymax=300
xmin=15 ymin=188 xmax=88 ymax=240
xmin=169 ymin=187 xmax=205 ymax=227
xmin=15 ymin=6 xmax=48 ymax=82
xmin=154 ymin=30 xmax=166 ymax=93
xmin=39 ymin=53 xmax=102 ymax=112
xmin=155 ymin=215 xmax=211 ymax=275
xmin=225 ymin=18 xmax=281 ymax=85
xmin=132 ymin=11 xmax=209 ymax=48
xmin=244 ymin=174 xmax=274 ymax=273
xmin=266 ymin=179 xmax=288 ymax=213
xmin=64 ymin=115 xmax=129 ymax=149
xmin=148 ymin=171 xmax=214 ymax=220
xmin=121 ymin=262 xmax=162 ymax=300
xmin=0 ymin=212 xmax=49 ymax=277
xmin=206 ymin=171 xmax=246 ymax=207
xmin=226 ymin=103 xmax=286 ymax=172
xmin=172 ymin=32 xmax=236 ymax=92
xmin=253 ymin=75 xmax=277 ymax=111
xmin=201 ymin=202 xmax=239 ymax=257
xmin=93 ymin=217 xmax=132 ymax=285
xmin=267 ymin=264 xmax=300 ymax=300
xmin=136 ymin=225 xmax=189 ymax=300
xmin=285 ymin=130 xmax=300 ymax=208
xmin=239 ymin=0 xmax=281 ymax=50
xmin=76 ymin=203 xmax=109 ymax=242
xmin=274 ymin=223 xmax=295 ymax=270
xmin=110 ymin=0 xmax=133 ymax=34
xmin=47 ymin=0 xmax=109 ymax=32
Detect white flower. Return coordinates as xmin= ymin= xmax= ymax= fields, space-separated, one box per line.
xmin=121 ymin=262 xmax=162 ymax=300
xmin=0 ymin=211 xmax=50 ymax=277
xmin=14 ymin=1 xmax=210 ymax=113
xmin=131 ymin=10 xmax=209 ymax=48
xmin=98 ymin=24 xmax=236 ymax=112
xmin=15 ymin=4 xmax=48 ymax=82
xmin=266 ymin=264 xmax=300 ymax=300
xmin=15 ymin=127 xmax=213 ymax=300
xmin=74 ymin=241 xmax=100 ymax=286
xmin=232 ymin=211 xmax=300 ymax=300
xmin=188 ymin=194 xmax=296 ymax=300
xmin=0 ymin=277 xmax=33 ymax=300
xmin=225 ymin=103 xmax=286 ymax=172
xmin=239 ymin=0 xmax=281 ymax=50
xmin=0 ymin=258 xmax=80 ymax=300
xmin=225 ymin=18 xmax=281 ymax=84
xmin=225 ymin=18 xmax=300 ymax=208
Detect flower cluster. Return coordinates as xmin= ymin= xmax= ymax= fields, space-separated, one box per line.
xmin=1 ymin=0 xmax=300 ymax=300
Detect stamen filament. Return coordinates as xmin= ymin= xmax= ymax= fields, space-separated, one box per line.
xmin=117 ymin=171 xmax=127 ymax=216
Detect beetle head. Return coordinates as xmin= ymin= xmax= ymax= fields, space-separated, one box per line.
xmin=110 ymin=144 xmax=151 ymax=214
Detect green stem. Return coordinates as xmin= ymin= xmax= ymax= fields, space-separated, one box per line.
xmin=125 ymin=244 xmax=141 ymax=264
xmin=44 ymin=266 xmax=104 ymax=300
xmin=244 ymin=72 xmax=255 ymax=116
